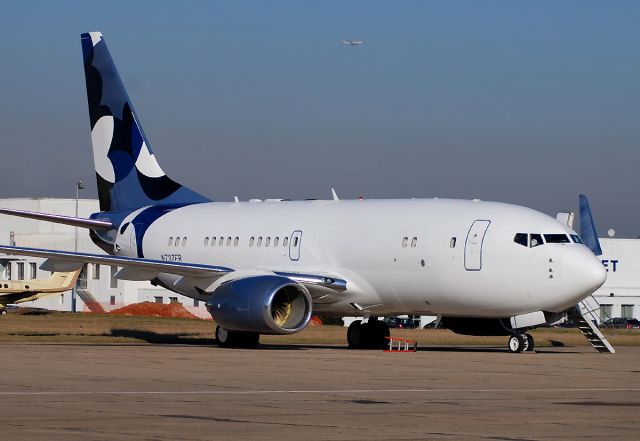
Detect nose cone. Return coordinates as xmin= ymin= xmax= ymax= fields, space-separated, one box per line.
xmin=563 ymin=247 xmax=607 ymax=306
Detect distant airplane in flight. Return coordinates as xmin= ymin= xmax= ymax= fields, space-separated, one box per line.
xmin=342 ymin=39 xmax=363 ymax=46
xmin=0 ymin=32 xmax=607 ymax=353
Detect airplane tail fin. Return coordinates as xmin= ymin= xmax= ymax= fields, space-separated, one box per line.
xmin=81 ymin=32 xmax=210 ymax=213
xmin=48 ymin=270 xmax=82 ymax=291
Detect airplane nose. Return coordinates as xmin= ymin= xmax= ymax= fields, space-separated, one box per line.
xmin=565 ymin=248 xmax=607 ymax=300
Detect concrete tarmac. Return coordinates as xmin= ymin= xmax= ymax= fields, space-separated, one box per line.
xmin=0 ymin=342 xmax=639 ymax=440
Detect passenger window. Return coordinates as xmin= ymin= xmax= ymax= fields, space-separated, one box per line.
xmin=266 ymin=237 xmax=271 ymax=247
xmin=274 ymin=237 xmax=279 ymax=247
xmin=283 ymin=237 xmax=289 ymax=247
xmin=544 ymin=234 xmax=570 ymax=244
xmin=450 ymin=237 xmax=456 ymax=248
xmin=212 ymin=236 xmax=216 ymax=247
xmin=411 ymin=237 xmax=417 ymax=248
xmin=513 ymin=233 xmax=528 ymax=247
xmin=257 ymin=237 xmax=263 ymax=247
xmin=182 ymin=237 xmax=187 ymax=247
xmin=402 ymin=237 xmax=408 ymax=248
xmin=204 ymin=237 xmax=209 ymax=246
xmin=174 ymin=237 xmax=180 ymax=247
xmin=219 ymin=237 xmax=224 ymax=247
xmin=226 ymin=237 xmax=231 ymax=247
xmin=530 ymin=234 xmax=543 ymax=248
xmin=249 ymin=237 xmax=254 ymax=247
xmin=168 ymin=237 xmax=173 ymax=247
xmin=234 ymin=237 xmax=239 ymax=247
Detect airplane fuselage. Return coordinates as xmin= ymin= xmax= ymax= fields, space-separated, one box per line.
xmin=110 ymin=198 xmax=604 ymax=318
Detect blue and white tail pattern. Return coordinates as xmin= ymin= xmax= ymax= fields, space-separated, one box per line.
xmin=81 ymin=32 xmax=209 ymax=212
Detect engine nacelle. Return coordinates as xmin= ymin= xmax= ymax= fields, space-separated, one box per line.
xmin=205 ymin=275 xmax=312 ymax=334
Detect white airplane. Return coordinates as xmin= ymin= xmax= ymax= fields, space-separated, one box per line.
xmin=342 ymin=39 xmax=363 ymax=46
xmin=0 ymin=32 xmax=606 ymax=352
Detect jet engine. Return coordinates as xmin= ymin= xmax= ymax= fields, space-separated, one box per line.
xmin=205 ymin=275 xmax=312 ymax=334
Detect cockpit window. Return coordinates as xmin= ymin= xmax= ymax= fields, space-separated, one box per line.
xmin=544 ymin=234 xmax=570 ymax=244
xmin=571 ymin=234 xmax=583 ymax=244
xmin=513 ymin=233 xmax=528 ymax=247
xmin=530 ymin=233 xmax=544 ymax=248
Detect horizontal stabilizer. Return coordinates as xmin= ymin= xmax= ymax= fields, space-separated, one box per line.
xmin=0 ymin=208 xmax=113 ymax=231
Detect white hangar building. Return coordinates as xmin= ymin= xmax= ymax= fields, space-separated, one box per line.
xmin=593 ymin=238 xmax=640 ymax=323
xmin=0 ymin=197 xmax=638 ymax=323
xmin=0 ymin=198 xmax=209 ymax=318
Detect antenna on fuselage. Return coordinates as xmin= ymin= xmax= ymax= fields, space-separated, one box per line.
xmin=331 ymin=188 xmax=340 ymax=201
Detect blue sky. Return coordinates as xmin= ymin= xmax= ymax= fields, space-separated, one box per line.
xmin=0 ymin=1 xmax=639 ymax=235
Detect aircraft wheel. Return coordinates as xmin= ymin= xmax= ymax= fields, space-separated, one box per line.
xmin=216 ymin=325 xmax=237 ymax=348
xmin=236 ymin=332 xmax=260 ymax=349
xmin=525 ymin=333 xmax=535 ymax=352
xmin=0 ymin=309 xmax=7 ymax=316
xmin=347 ymin=320 xmax=364 ymax=349
xmin=367 ymin=320 xmax=390 ymax=349
xmin=216 ymin=326 xmax=260 ymax=348
xmin=508 ymin=334 xmax=525 ymax=353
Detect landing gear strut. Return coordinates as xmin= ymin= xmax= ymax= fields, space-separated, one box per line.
xmin=347 ymin=319 xmax=390 ymax=349
xmin=215 ymin=325 xmax=260 ymax=348
xmin=508 ymin=333 xmax=534 ymax=353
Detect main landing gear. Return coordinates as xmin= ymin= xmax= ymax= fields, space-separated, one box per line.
xmin=215 ymin=325 xmax=260 ymax=349
xmin=0 ymin=308 xmax=7 ymax=316
xmin=347 ymin=319 xmax=390 ymax=349
xmin=508 ymin=333 xmax=535 ymax=353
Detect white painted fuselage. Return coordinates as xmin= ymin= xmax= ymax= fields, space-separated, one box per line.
xmin=114 ymin=198 xmax=606 ymax=319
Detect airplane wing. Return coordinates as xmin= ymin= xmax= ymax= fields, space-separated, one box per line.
xmin=0 ymin=246 xmax=232 ymax=279
xmin=0 ymin=245 xmax=348 ymax=294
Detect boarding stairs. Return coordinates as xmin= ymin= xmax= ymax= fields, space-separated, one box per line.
xmin=569 ymin=296 xmax=615 ymax=353
xmin=76 ymin=289 xmax=106 ymax=314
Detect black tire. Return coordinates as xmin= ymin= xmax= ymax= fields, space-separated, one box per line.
xmin=367 ymin=320 xmax=390 ymax=349
xmin=525 ymin=333 xmax=535 ymax=352
xmin=216 ymin=326 xmax=260 ymax=348
xmin=216 ymin=325 xmax=236 ymax=348
xmin=347 ymin=320 xmax=364 ymax=349
xmin=508 ymin=334 xmax=525 ymax=353
xmin=236 ymin=332 xmax=260 ymax=349
xmin=0 ymin=309 xmax=7 ymax=316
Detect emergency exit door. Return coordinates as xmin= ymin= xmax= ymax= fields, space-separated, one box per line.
xmin=464 ymin=220 xmax=491 ymax=271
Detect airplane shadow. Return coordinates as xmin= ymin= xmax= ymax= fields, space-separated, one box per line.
xmin=94 ymin=329 xmax=579 ymax=353
xmin=109 ymin=328 xmax=213 ymax=345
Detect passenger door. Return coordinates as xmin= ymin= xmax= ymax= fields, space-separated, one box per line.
xmin=464 ymin=220 xmax=491 ymax=271
xmin=289 ymin=230 xmax=302 ymax=261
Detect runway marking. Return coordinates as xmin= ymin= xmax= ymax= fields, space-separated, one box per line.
xmin=1 ymin=388 xmax=639 ymax=396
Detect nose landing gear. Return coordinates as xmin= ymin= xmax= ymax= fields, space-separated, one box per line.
xmin=508 ymin=333 xmax=534 ymax=353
